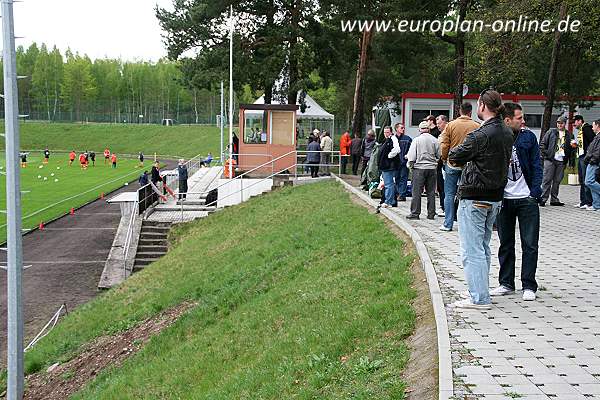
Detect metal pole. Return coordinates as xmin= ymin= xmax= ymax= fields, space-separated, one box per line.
xmin=2 ymin=0 xmax=25 ymax=397
xmin=220 ymin=81 xmax=224 ymax=164
xmin=228 ymin=6 xmax=234 ymax=179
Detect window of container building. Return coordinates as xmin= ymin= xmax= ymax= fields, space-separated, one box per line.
xmin=411 ymin=109 xmax=451 ymax=127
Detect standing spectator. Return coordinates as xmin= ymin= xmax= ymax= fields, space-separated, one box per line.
xmin=540 ymin=116 xmax=572 ymax=206
xmin=394 ymin=123 xmax=412 ymax=202
xmin=439 ymin=102 xmax=480 ymax=231
xmin=43 ymin=147 xmax=50 ymax=164
xmin=583 ymin=119 xmax=600 ymax=211
xmin=425 ymin=115 xmax=441 ymax=138
xmin=320 ymin=131 xmax=333 ymax=176
xmin=178 ymin=159 xmax=189 ymax=201
xmin=151 ymin=161 xmax=162 ymax=185
xmin=111 ymin=153 xmax=117 ymax=168
xmin=360 ymin=130 xmax=376 ymax=177
xmin=435 ymin=115 xmax=449 ymax=216
xmin=378 ymin=126 xmax=400 ymax=208
xmin=406 ymin=121 xmax=440 ymax=220
xmin=572 ymin=115 xmax=596 ymax=209
xmin=232 ymin=133 xmax=239 ymax=162
xmin=104 ymin=148 xmax=110 ymax=164
xmin=350 ymin=133 xmax=363 ymax=175
xmin=69 ymin=150 xmax=76 ymax=166
xmin=340 ymin=130 xmax=352 ymax=174
xmin=204 ymin=152 xmax=213 ymax=166
xmin=448 ymin=89 xmax=513 ymax=309
xmin=138 ymin=170 xmax=149 ymax=186
xmin=491 ymin=103 xmax=543 ymax=301
xmin=139 ymin=152 xmax=145 ymax=168
xmin=89 ymin=150 xmax=96 ymax=166
xmin=306 ymin=136 xmax=321 ymax=178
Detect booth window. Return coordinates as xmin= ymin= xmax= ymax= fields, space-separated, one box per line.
xmin=244 ymin=111 xmax=268 ymax=144
xmin=411 ymin=109 xmax=451 ymax=127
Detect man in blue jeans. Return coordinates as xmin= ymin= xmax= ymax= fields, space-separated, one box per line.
xmin=448 ymin=90 xmax=513 ymax=309
xmin=378 ymin=126 xmax=400 ymax=208
xmin=584 ymin=120 xmax=600 ymax=210
xmin=439 ymin=102 xmax=480 ymax=231
xmin=490 ymin=103 xmax=543 ymax=301
xmin=393 ymin=123 xmax=412 ymax=201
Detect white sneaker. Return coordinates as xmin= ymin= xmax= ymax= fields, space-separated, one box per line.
xmin=449 ymin=298 xmax=491 ymax=310
xmin=380 ymin=203 xmax=391 ymax=208
xmin=522 ymin=290 xmax=536 ymax=301
xmin=575 ymin=203 xmax=584 ymax=208
xmin=587 ymin=206 xmax=599 ymax=211
xmin=490 ymin=286 xmax=515 ymax=296
xmin=437 ymin=209 xmax=445 ymax=217
xmin=439 ymin=225 xmax=452 ymax=232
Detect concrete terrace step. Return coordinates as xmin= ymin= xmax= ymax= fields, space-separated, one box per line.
xmin=138 ymin=238 xmax=167 ymax=246
xmin=139 ymin=231 xmax=168 ymax=239
xmin=137 ymin=245 xmax=167 ymax=253
xmin=153 ymin=206 xmax=217 ymax=212
xmin=141 ymin=226 xmax=170 ymax=233
xmin=142 ymin=221 xmax=172 ymax=228
xmin=135 ymin=251 xmax=165 ymax=259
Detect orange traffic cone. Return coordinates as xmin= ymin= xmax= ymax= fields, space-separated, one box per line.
xmin=70 ymin=207 xmax=74 ymax=215
xmin=39 ymin=221 xmax=44 ymax=231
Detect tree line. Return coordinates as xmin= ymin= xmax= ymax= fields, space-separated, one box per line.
xmin=0 ymin=43 xmax=225 ymax=124
xmin=156 ymin=0 xmax=600 ymax=137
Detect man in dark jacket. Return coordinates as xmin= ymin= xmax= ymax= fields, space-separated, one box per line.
xmin=178 ymin=159 xmax=189 ymax=200
xmin=583 ymin=120 xmax=600 ymax=211
xmin=539 ymin=117 xmax=572 ymax=206
xmin=138 ymin=170 xmax=149 ymax=186
xmin=378 ymin=126 xmax=400 ymax=207
xmin=350 ymin=133 xmax=363 ymax=175
xmin=572 ymin=115 xmax=596 ymax=208
xmin=448 ymin=90 xmax=513 ymax=309
xmin=491 ymin=103 xmax=543 ymax=302
xmin=393 ymin=123 xmax=412 ymax=201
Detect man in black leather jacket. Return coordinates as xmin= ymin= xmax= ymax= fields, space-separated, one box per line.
xmin=447 ymin=89 xmax=514 ymax=310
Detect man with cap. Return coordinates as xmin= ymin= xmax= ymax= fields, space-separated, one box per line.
xmin=405 ymin=121 xmax=440 ymax=220
xmin=539 ymin=116 xmax=572 ymax=206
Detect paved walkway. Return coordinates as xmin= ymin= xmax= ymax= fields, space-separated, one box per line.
xmin=384 ymin=185 xmax=600 ymax=399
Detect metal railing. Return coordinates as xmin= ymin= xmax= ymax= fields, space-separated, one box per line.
xmin=123 ymin=201 xmax=138 ymax=274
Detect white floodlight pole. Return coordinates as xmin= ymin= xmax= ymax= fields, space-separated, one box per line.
xmin=228 ymin=5 xmax=234 ymax=178
xmin=220 ymin=81 xmax=224 ymax=163
xmin=2 ymin=0 xmax=25 ymax=398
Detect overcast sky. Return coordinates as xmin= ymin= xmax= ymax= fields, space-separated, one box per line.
xmin=14 ymin=0 xmax=174 ymax=61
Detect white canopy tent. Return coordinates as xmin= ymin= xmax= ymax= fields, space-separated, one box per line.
xmin=251 ymin=92 xmax=335 ymax=144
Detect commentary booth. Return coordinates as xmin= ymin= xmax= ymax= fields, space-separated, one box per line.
xmin=238 ymin=103 xmax=299 ymax=176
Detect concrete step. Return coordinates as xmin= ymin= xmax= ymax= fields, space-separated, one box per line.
xmin=142 ymin=221 xmax=171 ymax=228
xmin=138 ymin=245 xmax=167 ymax=253
xmin=138 ymin=238 xmax=167 ymax=246
xmin=136 ymin=251 xmax=165 ymax=258
xmin=140 ymin=232 xmax=168 ymax=241
xmin=154 ymin=206 xmax=216 ymax=212
xmin=176 ymin=200 xmax=206 ymax=206
xmin=141 ymin=226 xmax=170 ymax=234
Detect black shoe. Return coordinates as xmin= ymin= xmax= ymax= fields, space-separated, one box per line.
xmin=550 ymin=201 xmax=564 ymax=206
xmin=539 ymin=202 xmax=546 ymax=207
xmin=398 ymin=197 xmax=406 ymax=202
xmin=406 ymin=215 xmax=420 ymax=220
xmin=427 ymin=215 xmax=435 ymax=220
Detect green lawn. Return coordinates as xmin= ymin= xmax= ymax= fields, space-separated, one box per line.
xmin=0 ymin=154 xmax=145 ymax=241
xmin=17 ymin=181 xmax=416 ymax=399
xmin=10 ymin=121 xmax=223 ymax=159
